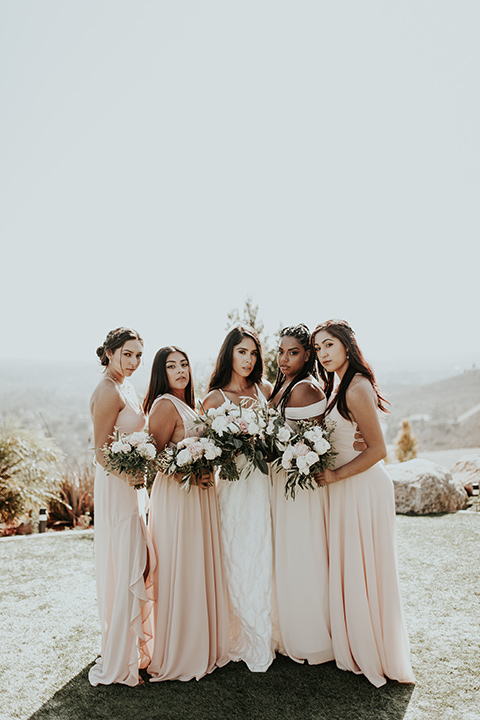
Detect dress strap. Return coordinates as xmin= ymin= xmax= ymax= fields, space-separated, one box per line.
xmin=219 ymin=389 xmax=228 ymax=402
xmin=285 ymin=399 xmax=327 ymax=421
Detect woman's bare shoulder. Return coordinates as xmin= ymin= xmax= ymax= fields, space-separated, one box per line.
xmin=202 ymin=388 xmax=225 ymax=410
xmin=289 ymin=380 xmax=325 ymax=407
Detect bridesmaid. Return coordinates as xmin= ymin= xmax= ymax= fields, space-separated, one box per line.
xmin=312 ymin=319 xmax=415 ymax=687
xmin=203 ymin=325 xmax=274 ymax=672
xmin=269 ymin=324 xmax=334 ymax=665
xmin=144 ymin=346 xmax=230 ymax=682
xmin=89 ymin=327 xmax=155 ymax=687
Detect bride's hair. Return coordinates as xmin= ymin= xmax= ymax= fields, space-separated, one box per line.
xmin=311 ymin=319 xmax=389 ymax=421
xmin=269 ymin=324 xmax=317 ymax=416
xmin=96 ymin=327 xmax=143 ymax=367
xmin=208 ymin=325 xmax=263 ymax=392
xmin=143 ymin=346 xmax=195 ymax=414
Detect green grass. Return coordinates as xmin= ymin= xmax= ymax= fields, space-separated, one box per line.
xmin=1 ymin=514 xmax=479 ymax=720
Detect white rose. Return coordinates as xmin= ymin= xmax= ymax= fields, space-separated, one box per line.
xmin=204 ymin=442 xmax=222 ymax=460
xmin=128 ymin=432 xmax=146 ymax=447
xmin=296 ymin=456 xmax=310 ymax=474
xmin=212 ymin=415 xmax=230 ymax=435
xmin=110 ymin=441 xmax=123 ymax=453
xmin=247 ymin=422 xmax=259 ymax=435
xmin=176 ymin=448 xmax=191 ymax=466
xmin=305 ymin=451 xmax=320 ymax=467
xmin=277 ymin=426 xmax=292 ymax=443
xmin=143 ymin=443 xmax=156 ymax=459
xmin=266 ymin=421 xmax=276 ymax=435
xmin=120 ymin=442 xmax=131 ymax=453
xmin=314 ymin=438 xmax=331 ymax=455
xmin=281 ymin=455 xmax=292 ymax=470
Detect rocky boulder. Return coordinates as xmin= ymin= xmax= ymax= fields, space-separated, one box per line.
xmin=388 ymin=459 xmax=468 ymax=514
xmin=450 ymin=453 xmax=480 ymax=496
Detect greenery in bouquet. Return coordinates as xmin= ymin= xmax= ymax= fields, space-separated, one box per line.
xmin=197 ymin=399 xmax=270 ymax=480
xmin=158 ymin=436 xmax=222 ymax=491
xmin=102 ymin=429 xmax=158 ymax=489
xmin=276 ymin=419 xmax=337 ymax=499
xmin=260 ymin=406 xmax=294 ymax=461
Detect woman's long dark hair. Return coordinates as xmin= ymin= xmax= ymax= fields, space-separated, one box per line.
xmin=270 ymin=324 xmax=317 ymax=416
xmin=311 ymin=319 xmax=389 ymax=421
xmin=208 ymin=325 xmax=263 ymax=392
xmin=143 ymin=346 xmax=195 ymax=414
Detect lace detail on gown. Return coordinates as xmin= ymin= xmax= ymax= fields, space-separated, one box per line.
xmin=216 ymin=386 xmax=274 ymax=672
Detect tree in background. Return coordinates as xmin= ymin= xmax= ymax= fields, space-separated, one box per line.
xmin=395 ymin=419 xmax=419 ymax=463
xmin=226 ymin=297 xmax=279 ymax=384
xmin=0 ymin=420 xmax=64 ymax=524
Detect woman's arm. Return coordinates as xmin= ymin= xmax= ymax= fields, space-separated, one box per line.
xmin=148 ymin=399 xmax=180 ymax=453
xmin=318 ymin=379 xmax=386 ymax=486
xmin=91 ymin=381 xmax=124 ymax=468
xmin=201 ymin=389 xmax=224 ymax=412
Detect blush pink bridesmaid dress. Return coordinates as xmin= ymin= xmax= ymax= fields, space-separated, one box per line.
xmin=147 ymin=394 xmax=230 ymax=682
xmin=89 ymin=379 xmax=156 ymax=687
xmin=327 ymin=403 xmax=415 ymax=687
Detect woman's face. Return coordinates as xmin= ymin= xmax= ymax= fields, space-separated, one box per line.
xmin=108 ymin=339 xmax=143 ymax=378
xmin=231 ymin=336 xmax=259 ymax=379
xmin=313 ymin=330 xmax=348 ymax=375
xmin=165 ymin=351 xmax=190 ymax=393
xmin=277 ymin=335 xmax=309 ymax=381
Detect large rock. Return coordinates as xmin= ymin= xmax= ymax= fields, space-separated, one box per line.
xmin=450 ymin=454 xmax=480 ymax=496
xmin=388 ymin=459 xmax=468 ymax=514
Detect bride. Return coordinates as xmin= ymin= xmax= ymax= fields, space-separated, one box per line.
xmin=202 ymin=325 xmax=274 ymax=672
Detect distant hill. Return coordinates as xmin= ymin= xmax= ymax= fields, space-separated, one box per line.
xmin=383 ymin=369 xmax=480 ymax=450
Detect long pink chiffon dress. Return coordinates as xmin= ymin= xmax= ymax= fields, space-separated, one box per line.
xmin=147 ymin=394 xmax=230 ymax=682
xmin=270 ymin=390 xmax=334 ymax=665
xmin=327 ymin=402 xmax=415 ymax=687
xmin=89 ymin=378 xmax=155 ymax=687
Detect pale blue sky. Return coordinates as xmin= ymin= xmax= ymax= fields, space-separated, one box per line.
xmin=1 ymin=1 xmax=479 ymax=373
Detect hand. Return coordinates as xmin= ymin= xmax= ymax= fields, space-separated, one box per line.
xmin=198 ymin=471 xmax=215 ymax=490
xmin=315 ymin=468 xmax=338 ymax=487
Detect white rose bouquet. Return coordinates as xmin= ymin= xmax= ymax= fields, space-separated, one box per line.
xmin=276 ymin=419 xmax=337 ymax=499
xmin=102 ymin=429 xmax=158 ymax=489
xmin=158 ymin=436 xmax=223 ymax=491
xmin=197 ymin=399 xmax=270 ymax=481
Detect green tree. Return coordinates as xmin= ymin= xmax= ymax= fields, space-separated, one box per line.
xmin=0 ymin=420 xmax=64 ymax=524
xmin=394 ymin=419 xmax=419 ymax=463
xmin=226 ymin=297 xmax=279 ymax=383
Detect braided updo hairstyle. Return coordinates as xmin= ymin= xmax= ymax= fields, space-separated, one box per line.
xmin=96 ymin=327 xmax=143 ymax=367
xmin=270 ymin=324 xmax=317 ymax=416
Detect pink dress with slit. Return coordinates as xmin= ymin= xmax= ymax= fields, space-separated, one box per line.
xmin=147 ymin=394 xmax=230 ymax=682
xmin=327 ymin=403 xmax=415 ymax=687
xmin=89 ymin=379 xmax=156 ymax=687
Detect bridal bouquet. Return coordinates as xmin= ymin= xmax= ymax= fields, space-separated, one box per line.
xmin=197 ymin=399 xmax=270 ymax=480
xmin=158 ymin=436 xmax=223 ymax=491
xmin=261 ymin=406 xmax=294 ymax=460
xmin=102 ymin=429 xmax=158 ymax=489
xmin=276 ymin=420 xmax=337 ymax=499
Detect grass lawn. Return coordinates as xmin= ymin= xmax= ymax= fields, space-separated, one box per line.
xmin=1 ymin=513 xmax=479 ymax=720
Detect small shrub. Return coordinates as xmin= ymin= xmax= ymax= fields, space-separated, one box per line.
xmin=48 ymin=462 xmax=95 ymax=528
xmin=0 ymin=419 xmax=64 ymax=524
xmin=395 ymin=418 xmax=419 ymax=463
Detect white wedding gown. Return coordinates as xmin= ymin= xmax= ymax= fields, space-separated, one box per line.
xmin=216 ymin=389 xmax=274 ymax=672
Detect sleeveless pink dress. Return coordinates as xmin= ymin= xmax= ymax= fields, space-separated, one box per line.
xmin=270 ymin=383 xmax=334 ymax=665
xmin=147 ymin=394 xmax=230 ymax=681
xmin=89 ymin=379 xmax=156 ymax=687
xmin=327 ymin=403 xmax=415 ymax=687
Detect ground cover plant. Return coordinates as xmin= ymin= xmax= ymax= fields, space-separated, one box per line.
xmin=0 ymin=513 xmax=479 ymax=720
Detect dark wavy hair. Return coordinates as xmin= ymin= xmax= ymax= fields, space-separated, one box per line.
xmin=269 ymin=324 xmax=317 ymax=416
xmin=96 ymin=327 xmax=143 ymax=367
xmin=311 ymin=319 xmax=389 ymax=421
xmin=208 ymin=325 xmax=263 ymax=392
xmin=143 ymin=346 xmax=195 ymax=414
